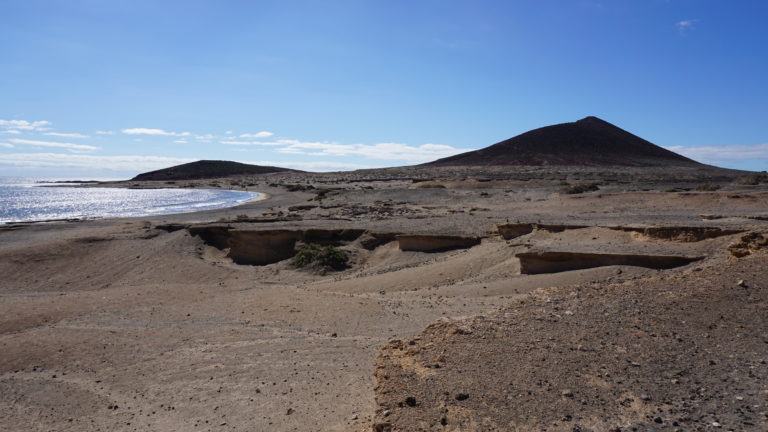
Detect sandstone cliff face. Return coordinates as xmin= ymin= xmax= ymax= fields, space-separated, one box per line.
xmin=515 ymin=251 xmax=702 ymax=274
xmin=395 ymin=235 xmax=482 ymax=252
xmin=226 ymin=229 xmax=304 ymax=265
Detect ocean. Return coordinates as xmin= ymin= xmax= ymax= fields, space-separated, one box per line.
xmin=0 ymin=177 xmax=260 ymax=224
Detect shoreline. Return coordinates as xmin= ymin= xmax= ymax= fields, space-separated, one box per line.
xmin=1 ymin=183 xmax=269 ymax=226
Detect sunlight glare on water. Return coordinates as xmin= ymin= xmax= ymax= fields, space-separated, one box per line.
xmin=0 ymin=178 xmax=260 ymax=223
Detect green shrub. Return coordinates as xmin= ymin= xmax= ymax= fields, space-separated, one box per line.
xmin=695 ymin=183 xmax=721 ymax=192
xmin=560 ymin=183 xmax=600 ymax=194
xmin=291 ymin=244 xmax=348 ymax=270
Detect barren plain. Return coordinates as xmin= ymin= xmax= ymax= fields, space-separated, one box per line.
xmin=1 ymin=166 xmax=766 ymax=431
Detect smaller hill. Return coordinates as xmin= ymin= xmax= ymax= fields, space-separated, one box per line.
xmin=131 ymin=160 xmax=298 ymax=181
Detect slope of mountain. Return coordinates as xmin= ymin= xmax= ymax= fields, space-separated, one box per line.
xmin=131 ymin=160 xmax=299 ymax=181
xmin=427 ymin=116 xmax=700 ymax=167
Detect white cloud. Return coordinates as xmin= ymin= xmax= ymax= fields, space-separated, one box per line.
xmin=44 ymin=132 xmax=90 ymax=138
xmin=221 ymin=137 xmax=470 ymax=163
xmin=665 ymin=143 xmax=768 ymax=164
xmin=95 ymin=130 xmax=114 ymax=135
xmin=1 ymin=129 xmax=22 ymax=135
xmin=0 ymin=119 xmax=51 ymax=132
xmin=225 ymin=130 xmax=234 ymax=135
xmin=277 ymin=140 xmax=468 ymax=163
xmin=0 ymin=153 xmax=195 ymax=171
xmin=0 ymin=153 xmax=364 ymax=173
xmin=122 ymin=128 xmax=191 ymax=137
xmin=0 ymin=143 xmax=13 ymax=148
xmin=240 ymin=131 xmax=273 ymax=139
xmin=174 ymin=139 xmax=188 ymax=144
xmin=10 ymin=138 xmax=99 ymax=152
xmin=221 ymin=140 xmax=285 ymax=146
xmin=676 ymin=19 xmax=696 ymax=33
xmin=194 ymin=134 xmax=218 ymax=141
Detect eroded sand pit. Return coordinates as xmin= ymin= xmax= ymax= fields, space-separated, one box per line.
xmin=516 ymin=251 xmax=703 ymax=274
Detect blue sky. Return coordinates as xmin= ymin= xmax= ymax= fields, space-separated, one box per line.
xmin=1 ymin=0 xmax=767 ymax=177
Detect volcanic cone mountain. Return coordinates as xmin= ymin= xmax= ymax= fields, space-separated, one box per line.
xmin=427 ymin=116 xmax=700 ymax=167
xmin=132 ymin=160 xmax=299 ymax=181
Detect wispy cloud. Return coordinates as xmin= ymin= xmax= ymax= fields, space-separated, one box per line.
xmin=0 ymin=143 xmax=13 ymax=148
xmin=10 ymin=138 xmax=99 ymax=152
xmin=194 ymin=134 xmax=218 ymax=142
xmin=44 ymin=132 xmax=90 ymax=138
xmin=221 ymin=138 xmax=469 ymax=163
xmin=95 ymin=130 xmax=114 ymax=135
xmin=240 ymin=131 xmax=273 ymax=139
xmin=122 ymin=128 xmax=191 ymax=137
xmin=221 ymin=140 xmax=285 ymax=146
xmin=1 ymin=129 xmax=22 ymax=135
xmin=0 ymin=152 xmax=371 ymax=173
xmin=0 ymin=153 xmax=195 ymax=171
xmin=0 ymin=119 xmax=51 ymax=132
xmin=676 ymin=19 xmax=697 ymax=33
xmin=281 ymin=140 xmax=468 ymax=163
xmin=665 ymin=143 xmax=768 ymax=165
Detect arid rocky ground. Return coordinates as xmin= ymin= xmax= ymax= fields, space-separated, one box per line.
xmin=1 ymin=165 xmax=766 ymax=431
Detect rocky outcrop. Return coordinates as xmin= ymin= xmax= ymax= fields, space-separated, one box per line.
xmin=495 ymin=223 xmax=535 ymax=239
xmin=396 ymin=235 xmax=481 ymax=252
xmin=359 ymin=233 xmax=400 ymax=250
xmin=496 ymin=223 xmax=742 ymax=242
xmin=517 ymin=251 xmax=703 ymax=274
xmin=611 ymin=226 xmax=743 ymax=242
xmin=495 ymin=223 xmax=588 ymax=239
xmin=728 ymin=232 xmax=768 ymax=257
